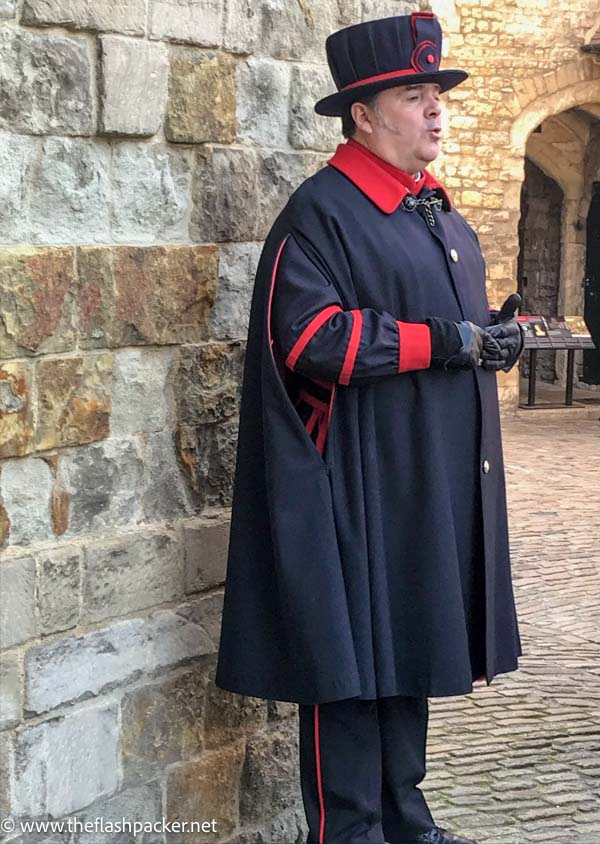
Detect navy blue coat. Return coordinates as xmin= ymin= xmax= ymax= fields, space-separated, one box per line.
xmin=215 ymin=139 xmax=522 ymax=704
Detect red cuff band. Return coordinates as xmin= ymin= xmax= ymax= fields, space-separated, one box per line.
xmin=397 ymin=322 xmax=432 ymax=372
xmin=339 ymin=310 xmax=363 ymax=385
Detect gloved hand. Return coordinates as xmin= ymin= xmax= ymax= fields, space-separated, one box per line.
xmin=481 ymin=294 xmax=525 ymax=373
xmin=426 ymin=317 xmax=504 ymax=370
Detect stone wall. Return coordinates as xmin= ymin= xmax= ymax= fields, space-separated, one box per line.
xmin=1 ymin=0 xmax=600 ymax=841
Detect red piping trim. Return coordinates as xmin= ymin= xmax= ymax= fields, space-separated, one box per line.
xmin=314 ymin=705 xmax=325 ymax=844
xmin=339 ymin=309 xmax=363 ymax=385
xmin=397 ymin=321 xmax=432 ymax=372
xmin=299 ymin=389 xmax=330 ymax=415
xmin=286 ymin=305 xmax=343 ymax=371
xmin=341 ymin=67 xmax=423 ymax=91
xmin=267 ymin=236 xmax=291 ymax=347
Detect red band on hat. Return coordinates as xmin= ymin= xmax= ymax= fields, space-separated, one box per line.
xmin=341 ymin=68 xmax=423 ymax=91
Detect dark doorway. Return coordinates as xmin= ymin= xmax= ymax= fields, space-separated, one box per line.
xmin=583 ymin=182 xmax=600 ymax=384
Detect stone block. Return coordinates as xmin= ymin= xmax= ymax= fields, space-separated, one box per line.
xmin=0 ymin=30 xmax=93 ymax=136
xmin=361 ymin=0 xmax=416 ymax=19
xmin=289 ymin=64 xmax=341 ymax=152
xmin=204 ymin=681 xmax=267 ymax=750
xmin=139 ymin=432 xmax=197 ymax=522
xmin=166 ymin=48 xmax=237 ymax=144
xmin=239 ymin=725 xmax=301 ymax=825
xmin=0 ymin=0 xmax=15 ymax=18
xmin=0 ymin=557 xmax=36 ymax=649
xmin=111 ymin=348 xmax=176 ymax=436
xmin=209 ymin=243 xmax=261 ymax=341
xmin=55 ymin=439 xmax=144 ymax=537
xmin=25 ymin=601 xmax=216 ymax=714
xmin=30 ymin=139 xmax=111 ymax=245
xmin=121 ymin=666 xmax=210 ymax=786
xmin=0 ymin=247 xmax=76 ymax=357
xmin=176 ymin=420 xmax=238 ymax=507
xmin=72 ymin=783 xmax=163 ymax=844
xmin=82 ymin=529 xmax=184 ymax=624
xmin=183 ymin=517 xmax=230 ymax=594
xmin=0 ymin=651 xmax=22 ymax=730
xmin=165 ymin=743 xmax=245 ymax=843
xmin=176 ymin=342 xmax=244 ymax=426
xmin=37 ymin=546 xmax=81 ymax=635
xmin=35 ymin=354 xmax=112 ymax=452
xmin=0 ymin=134 xmax=35 ymax=244
xmin=149 ymin=0 xmax=223 ymax=46
xmin=228 ymin=809 xmax=306 ymax=844
xmin=223 ymin=0 xmax=261 ymax=54
xmin=0 ymin=458 xmax=53 ymax=546
xmin=259 ymin=0 xmax=360 ymax=63
xmin=236 ymin=58 xmax=290 ymax=147
xmin=12 ymin=705 xmax=119 ymax=819
xmin=191 ymin=147 xmax=313 ymax=242
xmin=21 ymin=0 xmax=146 ymax=34
xmin=0 ymin=731 xmax=12 ymax=818
xmin=76 ymin=245 xmax=219 ymax=348
xmin=0 ymin=362 xmax=34 ymax=459
xmin=99 ymin=37 xmax=168 ymax=137
xmin=0 ymin=500 xmax=8 ymax=548
xmin=110 ymin=143 xmax=192 ymax=243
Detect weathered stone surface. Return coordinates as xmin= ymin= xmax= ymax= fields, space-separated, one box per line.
xmin=21 ymin=0 xmax=146 ymax=34
xmin=25 ymin=600 xmax=216 ymax=713
xmin=110 ymin=144 xmax=192 ymax=243
xmin=30 ymin=140 xmax=111 ymax=245
xmin=0 ymin=458 xmax=53 ymax=546
xmin=228 ymin=810 xmax=306 ymax=844
xmin=204 ymin=682 xmax=267 ymax=750
xmin=76 ymin=246 xmax=219 ymax=348
xmin=0 ymin=30 xmax=93 ymax=136
xmin=289 ymin=64 xmax=341 ymax=152
xmin=111 ymin=348 xmax=176 ymax=436
xmin=139 ymin=432 xmax=197 ymax=522
xmin=0 ymin=557 xmax=36 ymax=649
xmin=0 ymin=363 xmax=34 ymax=459
xmin=0 ymin=730 xmax=11 ymax=818
xmin=239 ymin=725 xmax=302 ymax=825
xmin=0 ymin=651 xmax=22 ymax=730
xmin=149 ymin=0 xmax=223 ymax=46
xmin=121 ymin=665 xmax=210 ymax=785
xmin=0 ymin=498 xmax=9 ymax=548
xmin=236 ymin=58 xmax=290 ymax=147
xmin=82 ymin=530 xmax=184 ymax=623
xmin=12 ymin=705 xmax=119 ymax=818
xmin=183 ymin=516 xmax=230 ymax=593
xmin=192 ymin=147 xmax=314 ymax=242
xmin=37 ymin=546 xmax=81 ymax=635
xmin=177 ymin=342 xmax=244 ymax=426
xmin=0 ymin=134 xmax=35 ymax=244
xmin=0 ymin=0 xmax=16 ymax=18
xmin=99 ymin=36 xmax=168 ymax=137
xmin=223 ymin=0 xmax=260 ymax=54
xmin=361 ymin=0 xmax=418 ymax=20
xmin=260 ymin=0 xmax=360 ymax=62
xmin=165 ymin=743 xmax=245 ymax=843
xmin=35 ymin=354 xmax=112 ymax=452
xmin=209 ymin=243 xmax=261 ymax=341
xmin=166 ymin=48 xmax=237 ymax=144
xmin=177 ymin=420 xmax=238 ymax=507
xmin=55 ymin=439 xmax=144 ymax=537
xmin=0 ymin=247 xmax=76 ymax=357
xmin=72 ymin=783 xmax=163 ymax=844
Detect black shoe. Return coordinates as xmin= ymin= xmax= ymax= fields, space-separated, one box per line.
xmin=410 ymin=827 xmax=478 ymax=844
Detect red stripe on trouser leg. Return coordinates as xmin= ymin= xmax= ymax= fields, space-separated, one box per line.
xmin=397 ymin=321 xmax=432 ymax=372
xmin=286 ymin=305 xmax=343 ymax=371
xmin=339 ymin=310 xmax=363 ymax=385
xmin=314 ymin=705 xmax=326 ymax=844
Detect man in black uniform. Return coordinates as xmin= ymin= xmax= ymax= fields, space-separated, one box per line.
xmin=216 ymin=12 xmax=524 ymax=844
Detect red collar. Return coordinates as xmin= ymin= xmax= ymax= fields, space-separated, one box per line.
xmin=327 ymin=138 xmax=452 ymax=214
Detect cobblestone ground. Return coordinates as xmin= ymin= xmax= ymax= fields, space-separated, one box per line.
xmin=424 ymin=416 xmax=600 ymax=844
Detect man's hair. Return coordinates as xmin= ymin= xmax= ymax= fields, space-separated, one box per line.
xmin=340 ymin=91 xmax=380 ymax=139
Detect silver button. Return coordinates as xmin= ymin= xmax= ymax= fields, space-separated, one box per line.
xmin=482 ymin=460 xmax=490 ymax=474
xmin=450 ymin=249 xmax=459 ymax=262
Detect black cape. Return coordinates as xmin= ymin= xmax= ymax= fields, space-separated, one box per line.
xmin=216 ymin=149 xmax=522 ymax=704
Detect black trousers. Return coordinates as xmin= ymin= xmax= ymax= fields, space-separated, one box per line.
xmin=299 ymin=696 xmax=435 ymax=844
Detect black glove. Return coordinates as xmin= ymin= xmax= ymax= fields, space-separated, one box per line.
xmin=426 ymin=317 xmax=504 ymax=370
xmin=482 ymin=294 xmax=525 ymax=373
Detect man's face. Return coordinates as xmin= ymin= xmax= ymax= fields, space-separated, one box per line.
xmin=353 ymin=83 xmax=444 ymax=174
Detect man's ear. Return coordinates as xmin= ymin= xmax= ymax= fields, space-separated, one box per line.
xmin=351 ymin=101 xmax=374 ymax=134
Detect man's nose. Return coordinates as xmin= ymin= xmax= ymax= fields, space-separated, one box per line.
xmin=426 ymin=97 xmax=442 ymax=117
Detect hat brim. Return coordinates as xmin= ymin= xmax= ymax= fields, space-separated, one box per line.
xmin=314 ymin=69 xmax=469 ymax=117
